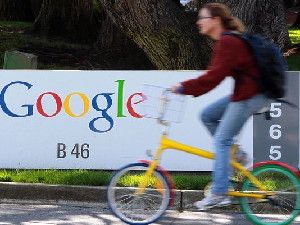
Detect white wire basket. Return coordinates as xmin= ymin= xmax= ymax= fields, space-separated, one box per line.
xmin=141 ymin=84 xmax=186 ymax=123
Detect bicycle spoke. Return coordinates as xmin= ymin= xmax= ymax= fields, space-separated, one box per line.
xmin=275 ymin=196 xmax=295 ymax=212
xmin=115 ymin=194 xmax=135 ymax=203
xmin=117 ymin=196 xmax=138 ymax=210
xmin=143 ymin=195 xmax=164 ymax=210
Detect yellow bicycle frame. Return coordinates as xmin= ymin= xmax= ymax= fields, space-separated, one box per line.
xmin=137 ymin=134 xmax=271 ymax=199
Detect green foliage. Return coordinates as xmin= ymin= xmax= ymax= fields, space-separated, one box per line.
xmin=0 ymin=21 xmax=32 ymax=29
xmin=289 ymin=27 xmax=300 ymax=45
xmin=0 ymin=169 xmax=288 ymax=191
xmin=287 ymin=55 xmax=300 ymax=70
xmin=1 ymin=170 xmax=112 ymax=186
xmin=0 ymin=169 xmax=212 ymax=190
xmin=287 ymin=27 xmax=300 ymax=71
xmin=172 ymin=173 xmax=211 ymax=190
xmin=0 ymin=171 xmax=12 ymax=182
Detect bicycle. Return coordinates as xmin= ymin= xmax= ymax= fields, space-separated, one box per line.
xmin=107 ymin=88 xmax=300 ymax=225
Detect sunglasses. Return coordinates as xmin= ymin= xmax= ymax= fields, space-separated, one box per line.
xmin=197 ymin=16 xmax=213 ymax=20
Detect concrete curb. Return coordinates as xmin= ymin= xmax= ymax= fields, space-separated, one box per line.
xmin=0 ymin=182 xmax=240 ymax=212
xmin=0 ymin=182 xmax=107 ymax=202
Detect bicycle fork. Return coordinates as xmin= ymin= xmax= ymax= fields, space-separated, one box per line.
xmin=135 ymin=147 xmax=165 ymax=195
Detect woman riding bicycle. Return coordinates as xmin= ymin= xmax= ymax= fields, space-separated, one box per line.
xmin=172 ymin=3 xmax=269 ymax=210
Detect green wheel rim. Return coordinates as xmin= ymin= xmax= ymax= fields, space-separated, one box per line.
xmin=240 ymin=165 xmax=300 ymax=225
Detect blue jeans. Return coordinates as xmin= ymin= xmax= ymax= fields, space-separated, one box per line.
xmin=201 ymin=94 xmax=268 ymax=195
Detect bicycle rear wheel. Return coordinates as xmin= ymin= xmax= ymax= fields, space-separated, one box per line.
xmin=240 ymin=164 xmax=300 ymax=225
xmin=107 ymin=162 xmax=171 ymax=225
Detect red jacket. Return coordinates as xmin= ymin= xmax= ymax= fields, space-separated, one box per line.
xmin=181 ymin=35 xmax=261 ymax=101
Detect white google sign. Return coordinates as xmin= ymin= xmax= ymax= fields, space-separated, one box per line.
xmin=0 ymin=70 xmax=264 ymax=170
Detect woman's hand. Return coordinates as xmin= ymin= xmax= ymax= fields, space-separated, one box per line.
xmin=171 ymin=84 xmax=183 ymax=94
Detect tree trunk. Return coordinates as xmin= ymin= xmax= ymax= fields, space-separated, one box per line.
xmin=33 ymin=0 xmax=102 ymax=43
xmin=218 ymin=0 xmax=291 ymax=50
xmin=99 ymin=0 xmax=290 ymax=70
xmin=96 ymin=11 xmax=157 ymax=69
xmin=96 ymin=13 xmax=131 ymax=49
xmin=98 ymin=0 xmax=212 ymax=70
xmin=0 ymin=0 xmax=34 ymax=21
xmin=30 ymin=0 xmax=43 ymax=18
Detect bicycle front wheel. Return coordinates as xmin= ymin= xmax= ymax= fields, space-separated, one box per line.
xmin=107 ymin=162 xmax=171 ymax=225
xmin=240 ymin=164 xmax=300 ymax=225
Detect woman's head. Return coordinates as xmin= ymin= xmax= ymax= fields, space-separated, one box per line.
xmin=196 ymin=3 xmax=245 ymax=39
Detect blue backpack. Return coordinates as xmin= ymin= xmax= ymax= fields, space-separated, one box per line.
xmin=223 ymin=32 xmax=288 ymax=99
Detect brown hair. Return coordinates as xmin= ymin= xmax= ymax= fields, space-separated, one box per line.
xmin=202 ymin=3 xmax=245 ymax=33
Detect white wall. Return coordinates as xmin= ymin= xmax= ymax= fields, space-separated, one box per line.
xmin=0 ymin=70 xmax=254 ymax=170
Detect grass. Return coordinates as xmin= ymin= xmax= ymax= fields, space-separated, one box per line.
xmin=0 ymin=169 xmax=212 ymax=190
xmin=109 ymin=171 xmax=212 ymax=190
xmin=0 ymin=21 xmax=92 ymax=70
xmin=0 ymin=169 xmax=288 ymax=191
xmin=0 ymin=170 xmax=111 ymax=186
xmin=0 ymin=21 xmax=90 ymax=50
xmin=172 ymin=173 xmax=212 ymax=190
xmin=0 ymin=21 xmax=32 ymax=30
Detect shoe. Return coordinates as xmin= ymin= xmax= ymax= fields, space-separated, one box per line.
xmin=193 ymin=194 xmax=231 ymax=211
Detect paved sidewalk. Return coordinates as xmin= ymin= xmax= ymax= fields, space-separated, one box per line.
xmin=0 ymin=200 xmax=269 ymax=225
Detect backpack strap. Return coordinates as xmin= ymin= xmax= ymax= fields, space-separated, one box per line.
xmin=222 ymin=31 xmax=242 ymax=36
xmin=254 ymin=99 xmax=298 ymax=121
xmin=274 ymin=98 xmax=298 ymax=108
